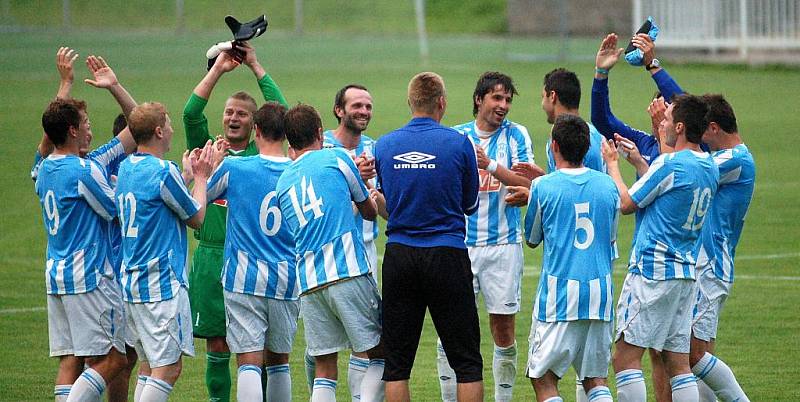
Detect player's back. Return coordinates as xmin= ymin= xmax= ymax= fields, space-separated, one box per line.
xmin=35 ymin=155 xmax=115 ymax=295
xmin=208 ymin=155 xmax=298 ymax=299
xmin=630 ymin=149 xmax=720 ymax=280
xmin=546 ymin=123 xmax=606 ymax=173
xmin=525 ymin=168 xmax=619 ymax=322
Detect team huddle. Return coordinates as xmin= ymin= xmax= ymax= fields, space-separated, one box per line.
xmin=33 ymin=31 xmax=754 ymax=402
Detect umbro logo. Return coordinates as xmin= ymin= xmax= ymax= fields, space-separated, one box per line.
xmin=393 ymin=151 xmax=437 ymax=169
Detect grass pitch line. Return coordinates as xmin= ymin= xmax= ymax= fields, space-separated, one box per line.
xmin=0 ymin=306 xmax=45 ymax=314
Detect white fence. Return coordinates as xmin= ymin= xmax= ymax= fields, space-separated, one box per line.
xmin=633 ymin=0 xmax=800 ymax=58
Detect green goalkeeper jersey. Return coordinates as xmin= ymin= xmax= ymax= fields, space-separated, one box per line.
xmin=183 ymin=73 xmax=288 ymax=245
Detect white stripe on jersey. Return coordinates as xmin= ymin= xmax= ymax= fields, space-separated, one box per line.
xmin=275 ymin=261 xmax=290 ymax=298
xmin=653 ymin=240 xmax=668 ymax=280
xmin=55 ymin=260 xmax=66 ymax=293
xmin=604 ymin=277 xmax=613 ymax=319
xmin=235 ymin=250 xmax=248 ymax=292
xmin=342 ymin=231 xmax=362 ymax=278
xmin=304 ymin=251 xmax=318 ymax=290
xmin=546 ymin=275 xmax=557 ymax=319
xmin=565 ymin=279 xmax=580 ymax=321
xmin=72 ymin=249 xmax=85 ymax=291
xmin=146 ymin=257 xmax=162 ymax=301
xmin=254 ymin=260 xmax=269 ymax=296
xmin=46 ymin=259 xmax=55 ymax=293
xmin=207 ymin=170 xmax=230 ymax=201
xmin=336 ymin=157 xmax=368 ymax=202
xmin=631 ymin=171 xmax=675 ymax=209
xmin=721 ymin=237 xmax=733 ymax=282
xmin=720 ymin=166 xmax=742 ymax=185
xmin=78 ymin=181 xmax=114 ymax=221
xmin=161 ymin=184 xmax=190 ymax=220
xmin=322 ymin=242 xmax=338 ymax=285
xmin=588 ymin=279 xmax=602 ymax=320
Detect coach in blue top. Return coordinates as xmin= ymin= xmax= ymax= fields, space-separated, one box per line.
xmin=375 ymin=72 xmax=482 ymax=402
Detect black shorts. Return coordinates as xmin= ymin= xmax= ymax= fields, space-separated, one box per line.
xmin=381 ymin=243 xmax=482 ymax=382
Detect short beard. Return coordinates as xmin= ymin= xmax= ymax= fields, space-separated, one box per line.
xmin=343 ymin=115 xmax=368 ymax=135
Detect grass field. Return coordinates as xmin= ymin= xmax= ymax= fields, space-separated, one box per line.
xmin=0 ymin=29 xmax=799 ymax=401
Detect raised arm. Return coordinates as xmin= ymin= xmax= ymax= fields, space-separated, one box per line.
xmin=84 ymin=55 xmax=137 ymax=153
xmin=38 ymin=47 xmax=80 ymax=157
xmin=633 ymin=33 xmax=684 ymax=100
xmin=600 ymin=139 xmax=637 ymax=214
xmin=240 ymin=42 xmax=288 ymax=107
xmin=186 ymin=141 xmax=214 ymax=229
xmin=184 ymin=51 xmax=240 ymax=150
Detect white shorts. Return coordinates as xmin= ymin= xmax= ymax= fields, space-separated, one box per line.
xmin=691 ymin=265 xmax=732 ymax=342
xmin=365 ymin=239 xmax=379 ymax=284
xmin=223 ymin=290 xmax=300 ymax=354
xmin=615 ymin=273 xmax=695 ymax=353
xmin=526 ymin=319 xmax=613 ymax=380
xmin=469 ymin=243 xmax=524 ymax=314
xmin=126 ymin=288 xmax=195 ymax=368
xmin=301 ymin=275 xmax=382 ymax=356
xmin=47 ymin=275 xmax=126 ymax=357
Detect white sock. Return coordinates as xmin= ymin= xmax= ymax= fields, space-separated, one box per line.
xmin=436 ymin=339 xmax=457 ymax=402
xmin=492 ymin=342 xmax=517 ymax=402
xmin=692 ymin=352 xmax=749 ymax=402
xmin=575 ymin=378 xmax=588 ymax=402
xmin=359 ymin=359 xmax=385 ymax=402
xmin=616 ymin=369 xmax=646 ymax=402
xmin=54 ymin=385 xmax=71 ymax=402
xmin=305 ymin=350 xmax=316 ymax=393
xmin=237 ymin=364 xmax=263 ymax=402
xmin=139 ymin=377 xmax=172 ymax=402
xmin=348 ymin=355 xmax=369 ymax=401
xmin=312 ymin=378 xmax=337 ymax=402
xmin=134 ymin=375 xmax=149 ymax=402
xmin=671 ymin=373 xmax=699 ymax=402
xmin=66 ymin=367 xmax=106 ymax=402
xmin=587 ymin=385 xmax=613 ymax=402
xmin=543 ymin=397 xmax=564 ymax=402
xmin=266 ymin=364 xmax=292 ymax=402
xmin=697 ymin=379 xmax=717 ymax=402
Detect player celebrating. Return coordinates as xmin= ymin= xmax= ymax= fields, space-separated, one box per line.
xmin=436 ymin=72 xmax=532 ymax=402
xmin=204 ymin=102 xmax=300 ymax=402
xmin=520 ymin=114 xmax=619 ymax=402
xmin=116 ymin=103 xmax=213 ymax=402
xmin=689 ymin=95 xmax=755 ymax=402
xmin=276 ymin=104 xmax=383 ymax=402
xmin=183 ymin=43 xmax=288 ymax=402
xmin=602 ymin=94 xmax=719 ymax=402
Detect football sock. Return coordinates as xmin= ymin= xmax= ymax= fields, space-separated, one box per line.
xmin=54 ymin=385 xmax=71 ymax=402
xmin=575 ymin=378 xmax=588 ymax=402
xmin=616 ymin=369 xmax=646 ymax=402
xmin=66 ymin=367 xmax=105 ymax=401
xmin=134 ymin=375 xmax=149 ymax=402
xmin=670 ymin=373 xmax=699 ymax=402
xmin=697 ymin=379 xmax=717 ymax=402
xmin=436 ymin=339 xmax=457 ymax=402
xmin=692 ymin=352 xmax=749 ymax=402
xmin=348 ymin=354 xmax=369 ymax=401
xmin=587 ymin=385 xmax=613 ymax=402
xmin=237 ymin=364 xmax=263 ymax=402
xmin=304 ymin=350 xmax=316 ymax=393
xmin=311 ymin=378 xmax=337 ymax=402
xmin=266 ymin=364 xmax=292 ymax=402
xmin=359 ymin=359 xmax=385 ymax=402
xmin=206 ymin=352 xmax=232 ymax=402
xmin=140 ymin=377 xmax=172 ymax=402
xmin=492 ymin=342 xmax=517 ymax=402
xmin=543 ymin=397 xmax=564 ymax=402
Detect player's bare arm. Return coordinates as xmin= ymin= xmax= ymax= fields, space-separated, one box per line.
xmin=614 ymin=134 xmax=649 ymax=176
xmin=186 ymin=140 xmax=214 ymax=229
xmin=355 ymin=195 xmax=378 ymax=222
xmin=39 ymin=47 xmax=79 ymax=156
xmin=601 ymin=138 xmax=637 ymax=214
xmin=476 ymin=145 xmax=531 ymax=187
xmin=369 ymin=188 xmax=389 ymax=220
xmin=355 ymin=152 xmax=377 ymax=182
xmin=84 ymin=55 xmax=138 ymax=153
xmin=504 ymin=185 xmax=529 ymax=207
xmin=511 ymin=161 xmax=545 ymax=181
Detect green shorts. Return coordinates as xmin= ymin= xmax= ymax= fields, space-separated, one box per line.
xmin=189 ymin=245 xmax=226 ymax=338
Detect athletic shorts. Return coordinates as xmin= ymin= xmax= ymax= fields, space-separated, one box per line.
xmin=526 ymin=319 xmax=612 ymax=380
xmin=469 ymin=243 xmax=524 ymax=314
xmin=127 ymin=288 xmax=194 ymax=368
xmin=365 ymin=239 xmax=379 ymax=284
xmin=223 ymin=290 xmax=300 ymax=354
xmin=189 ymin=245 xmax=226 ymax=338
xmin=615 ymin=273 xmax=695 ymax=353
xmin=48 ymin=275 xmax=126 ymax=357
xmin=381 ymin=243 xmax=482 ymax=383
xmin=691 ymin=264 xmax=732 ymax=342
xmin=301 ymin=275 xmax=382 ymax=356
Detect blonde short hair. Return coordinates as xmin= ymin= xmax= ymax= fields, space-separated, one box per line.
xmin=128 ymin=102 xmax=167 ymax=145
xmin=408 ymin=72 xmax=445 ymax=115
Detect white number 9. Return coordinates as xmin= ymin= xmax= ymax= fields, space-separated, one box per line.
xmin=44 ymin=190 xmax=59 ymax=235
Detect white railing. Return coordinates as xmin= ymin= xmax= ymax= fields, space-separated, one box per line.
xmin=633 ymin=0 xmax=800 ymax=58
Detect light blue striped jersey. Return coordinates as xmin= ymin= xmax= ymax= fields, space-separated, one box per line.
xmin=206 ymin=155 xmax=299 ymax=300
xmin=322 ymin=130 xmax=379 ymax=243
xmin=524 ymin=168 xmax=620 ymax=322
xmin=276 ymin=148 xmax=371 ymax=294
xmin=696 ymin=144 xmax=755 ymax=282
xmin=628 ymin=150 xmax=719 ymax=281
xmin=34 ymin=154 xmax=117 ymax=295
xmin=453 ymin=119 xmax=533 ymax=246
xmin=115 ymin=153 xmax=200 ymax=303
xmin=546 ymin=122 xmax=606 ymax=173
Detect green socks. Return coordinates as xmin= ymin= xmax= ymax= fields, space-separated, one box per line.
xmin=206 ymin=351 xmax=232 ymax=402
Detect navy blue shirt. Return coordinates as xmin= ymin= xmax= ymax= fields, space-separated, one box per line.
xmin=375 ymin=117 xmax=479 ymax=249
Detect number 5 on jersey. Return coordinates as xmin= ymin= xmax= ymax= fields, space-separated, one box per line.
xmin=574 ymin=202 xmax=595 ymax=250
xmin=288 ymin=176 xmax=324 ymax=228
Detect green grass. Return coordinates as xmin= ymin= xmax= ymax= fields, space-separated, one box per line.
xmin=0 ymin=30 xmax=799 ymax=401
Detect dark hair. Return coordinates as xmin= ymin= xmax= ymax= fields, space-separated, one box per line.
xmin=702 ymin=94 xmax=737 ymax=133
xmin=472 ymin=72 xmax=517 ymax=116
xmin=112 ymin=113 xmax=127 ymax=136
xmin=42 ymin=98 xmax=87 ymax=147
xmin=543 ymin=68 xmax=581 ymax=109
xmin=284 ymin=104 xmax=322 ymax=150
xmin=671 ymin=94 xmax=709 ymax=144
xmin=254 ymin=102 xmax=287 ymax=142
xmin=551 ymin=114 xmax=590 ymax=165
xmin=333 ymin=84 xmax=369 ymax=123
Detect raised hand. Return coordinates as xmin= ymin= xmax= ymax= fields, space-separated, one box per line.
xmin=475 ymin=145 xmax=490 ymax=170
xmin=511 ymin=162 xmax=545 ymax=181
xmin=192 ymin=140 xmax=214 ymax=181
xmin=211 ymin=50 xmax=241 ymax=74
xmin=84 ymin=55 xmax=119 ymax=89
xmin=181 ymin=149 xmax=195 ymax=184
xmin=596 ymin=33 xmax=623 ymax=71
xmin=504 ymin=186 xmax=530 ymax=207
xmin=211 ymin=136 xmax=230 ymax=169
xmin=355 ymin=151 xmax=377 ymax=182
xmin=632 ymin=33 xmax=656 ymax=66
xmin=647 ymin=97 xmax=667 ymax=135
xmin=600 ymin=138 xmax=619 ymax=165
xmin=237 ymin=41 xmax=259 ymax=68
xmin=56 ymin=47 xmax=79 ymax=84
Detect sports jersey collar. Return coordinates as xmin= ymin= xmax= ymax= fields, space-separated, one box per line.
xmin=472 ymin=119 xmax=509 ymax=139
xmin=291 ymin=149 xmax=315 ymax=164
xmin=46 ymin=154 xmax=69 ymax=160
xmin=559 ymin=167 xmax=589 ymax=175
xmin=259 ymin=154 xmax=291 ymax=162
xmin=408 ymin=117 xmax=438 ymax=126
